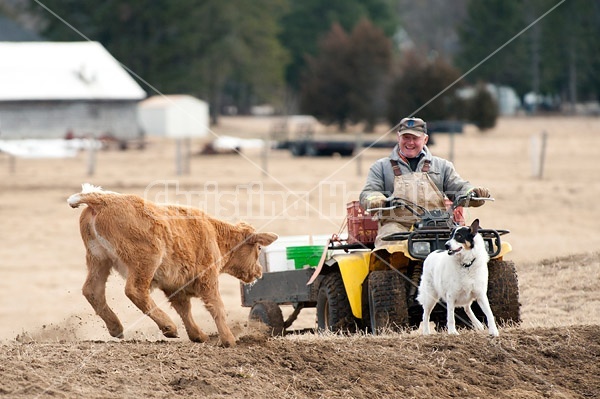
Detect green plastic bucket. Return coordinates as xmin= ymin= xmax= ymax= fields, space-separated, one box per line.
xmin=286 ymin=245 xmax=325 ymax=269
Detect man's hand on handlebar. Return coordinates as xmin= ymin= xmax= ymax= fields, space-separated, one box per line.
xmin=366 ymin=193 xmax=387 ymax=210
xmin=466 ymin=187 xmax=492 ymax=207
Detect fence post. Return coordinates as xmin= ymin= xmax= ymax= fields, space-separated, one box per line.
xmin=530 ymin=130 xmax=548 ymax=179
xmin=87 ymin=137 xmax=96 ymax=176
xmin=538 ymin=130 xmax=548 ymax=179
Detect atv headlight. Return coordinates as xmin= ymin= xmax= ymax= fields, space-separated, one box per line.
xmin=411 ymin=241 xmax=431 ymax=256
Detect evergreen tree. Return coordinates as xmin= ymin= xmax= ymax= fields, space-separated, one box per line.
xmin=279 ymin=0 xmax=397 ymax=91
xmin=534 ymin=0 xmax=599 ymax=106
xmin=468 ymin=82 xmax=498 ymax=130
xmin=456 ymin=0 xmax=529 ymax=96
xmin=300 ymin=24 xmax=353 ymax=130
xmin=387 ymin=52 xmax=463 ymax=124
xmin=347 ymin=19 xmax=393 ymax=132
xmin=300 ymin=20 xmax=392 ymax=131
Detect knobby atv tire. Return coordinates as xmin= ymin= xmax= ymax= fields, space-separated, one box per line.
xmin=317 ymin=273 xmax=356 ymax=333
xmin=249 ymin=301 xmax=285 ymax=336
xmin=368 ymin=270 xmax=409 ymax=335
xmin=486 ymin=259 xmax=521 ymax=325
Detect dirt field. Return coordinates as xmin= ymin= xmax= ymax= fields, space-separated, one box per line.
xmin=0 ymin=116 xmax=599 ymax=398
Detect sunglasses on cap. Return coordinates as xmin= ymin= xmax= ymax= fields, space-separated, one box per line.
xmin=398 ymin=117 xmax=427 ymax=135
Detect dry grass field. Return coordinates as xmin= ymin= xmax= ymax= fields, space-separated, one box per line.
xmin=0 ymin=116 xmax=599 ymax=398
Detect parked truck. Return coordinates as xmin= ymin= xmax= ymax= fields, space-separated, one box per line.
xmin=270 ymin=116 xmax=396 ymax=157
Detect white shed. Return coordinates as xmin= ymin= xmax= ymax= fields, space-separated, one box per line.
xmin=0 ymin=41 xmax=146 ymax=139
xmin=138 ymin=95 xmax=209 ymax=138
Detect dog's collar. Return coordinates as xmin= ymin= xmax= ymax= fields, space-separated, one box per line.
xmin=462 ymin=257 xmax=476 ymax=268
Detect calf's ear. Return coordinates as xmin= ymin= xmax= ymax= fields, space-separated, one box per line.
xmin=250 ymin=232 xmax=278 ymax=246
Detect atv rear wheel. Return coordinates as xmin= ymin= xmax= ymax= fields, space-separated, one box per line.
xmin=367 ymin=270 xmax=409 ymax=335
xmin=249 ymin=301 xmax=285 ymax=336
xmin=317 ymin=273 xmax=356 ymax=333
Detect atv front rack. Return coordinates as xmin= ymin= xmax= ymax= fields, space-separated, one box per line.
xmin=328 ymin=241 xmax=375 ymax=252
xmin=381 ymin=228 xmax=510 ymax=259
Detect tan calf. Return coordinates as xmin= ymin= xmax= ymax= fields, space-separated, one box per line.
xmin=68 ymin=183 xmax=277 ymax=347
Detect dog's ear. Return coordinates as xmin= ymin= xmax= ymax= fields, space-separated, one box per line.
xmin=470 ymin=219 xmax=480 ymax=235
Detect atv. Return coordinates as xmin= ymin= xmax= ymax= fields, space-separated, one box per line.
xmin=241 ymin=193 xmax=521 ymax=335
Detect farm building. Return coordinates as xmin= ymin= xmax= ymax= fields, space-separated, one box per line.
xmin=0 ymin=41 xmax=146 ymax=140
xmin=138 ymin=95 xmax=209 ymax=139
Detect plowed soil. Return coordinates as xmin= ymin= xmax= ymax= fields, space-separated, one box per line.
xmin=1 ymin=116 xmax=599 ymax=398
xmin=3 ymin=325 xmax=599 ymax=399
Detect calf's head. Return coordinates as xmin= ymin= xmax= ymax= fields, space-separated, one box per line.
xmin=223 ymin=226 xmax=278 ymax=283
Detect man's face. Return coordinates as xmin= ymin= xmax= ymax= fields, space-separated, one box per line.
xmin=398 ymin=133 xmax=428 ymax=158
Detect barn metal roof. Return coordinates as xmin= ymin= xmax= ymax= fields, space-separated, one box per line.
xmin=0 ymin=41 xmax=146 ymax=101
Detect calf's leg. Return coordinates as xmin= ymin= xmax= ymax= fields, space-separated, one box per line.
xmin=82 ymin=254 xmax=123 ymax=338
xmin=124 ymin=268 xmax=179 ymax=338
xmin=199 ymin=284 xmax=236 ymax=347
xmin=168 ymin=292 xmax=208 ymax=343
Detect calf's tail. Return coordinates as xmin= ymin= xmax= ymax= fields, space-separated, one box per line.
xmin=67 ymin=183 xmax=115 ymax=208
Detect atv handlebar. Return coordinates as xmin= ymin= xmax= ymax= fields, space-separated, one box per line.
xmin=366 ymin=193 xmax=495 ymax=214
xmin=453 ymin=192 xmax=495 ymax=209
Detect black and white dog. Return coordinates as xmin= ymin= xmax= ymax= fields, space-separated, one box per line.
xmin=417 ymin=219 xmax=499 ymax=336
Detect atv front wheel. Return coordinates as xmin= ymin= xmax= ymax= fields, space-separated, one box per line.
xmin=317 ymin=273 xmax=356 ymax=333
xmin=368 ymin=270 xmax=409 ymax=335
xmin=486 ymin=259 xmax=521 ymax=325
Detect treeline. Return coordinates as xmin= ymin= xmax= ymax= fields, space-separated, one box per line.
xmin=8 ymin=0 xmax=600 ymax=130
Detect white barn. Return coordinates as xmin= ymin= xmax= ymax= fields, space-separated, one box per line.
xmin=0 ymin=41 xmax=146 ymax=139
xmin=138 ymin=95 xmax=209 ymax=139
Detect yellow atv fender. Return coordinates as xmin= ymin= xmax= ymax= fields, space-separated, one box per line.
xmin=495 ymin=241 xmax=512 ymax=259
xmin=329 ymin=252 xmax=370 ymax=319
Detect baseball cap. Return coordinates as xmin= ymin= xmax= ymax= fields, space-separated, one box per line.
xmin=398 ymin=117 xmax=427 ymax=136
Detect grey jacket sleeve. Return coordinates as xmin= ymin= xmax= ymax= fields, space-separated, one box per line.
xmin=359 ymin=159 xmax=393 ymax=209
xmin=439 ymin=158 xmax=474 ymax=200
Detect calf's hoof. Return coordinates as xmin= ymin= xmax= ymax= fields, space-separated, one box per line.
xmin=189 ymin=331 xmax=209 ymax=343
xmin=161 ymin=325 xmax=179 ymax=338
xmin=108 ymin=324 xmax=124 ymax=339
xmin=219 ymin=334 xmax=237 ymax=348
xmin=220 ymin=339 xmax=236 ymax=348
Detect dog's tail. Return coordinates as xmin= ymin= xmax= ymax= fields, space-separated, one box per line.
xmin=67 ymin=183 xmax=119 ymax=209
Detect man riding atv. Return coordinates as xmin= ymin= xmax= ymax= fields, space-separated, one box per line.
xmin=242 ymin=117 xmax=520 ymax=335
xmin=360 ymin=117 xmax=491 ymax=248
